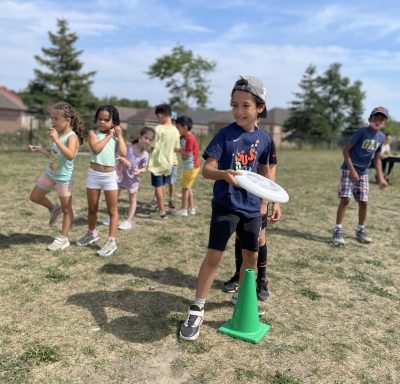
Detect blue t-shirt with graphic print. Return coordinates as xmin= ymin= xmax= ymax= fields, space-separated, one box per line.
xmin=203 ymin=122 xmax=272 ymax=218
xmin=341 ymin=126 xmax=385 ymax=175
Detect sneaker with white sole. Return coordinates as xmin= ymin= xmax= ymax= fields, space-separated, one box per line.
xmin=102 ymin=215 xmax=110 ymax=226
xmin=230 ymin=291 xmax=265 ymax=316
xmin=77 ymin=231 xmax=99 ymax=246
xmin=222 ymin=273 xmax=239 ymax=293
xmin=47 ymin=236 xmax=70 ymax=251
xmin=355 ymin=228 xmax=372 ymax=244
xmin=188 ymin=208 xmax=196 ymax=215
xmin=118 ymin=220 xmax=133 ymax=230
xmin=173 ymin=208 xmax=188 ymax=217
xmin=97 ymin=239 xmax=117 ymax=257
xmin=332 ymin=228 xmax=345 ymax=246
xmin=179 ymin=305 xmax=204 ymax=341
xmin=49 ymin=203 xmax=62 ymax=226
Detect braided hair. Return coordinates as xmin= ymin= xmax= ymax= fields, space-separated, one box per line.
xmin=48 ymin=102 xmax=86 ymax=144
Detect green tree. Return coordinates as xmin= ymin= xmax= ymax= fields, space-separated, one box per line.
xmin=98 ymin=96 xmax=149 ymax=108
xmin=284 ymin=63 xmax=365 ymax=140
xmin=146 ymin=44 xmax=216 ymax=111
xmin=21 ymin=19 xmax=97 ymax=121
xmin=284 ymin=65 xmax=331 ymax=138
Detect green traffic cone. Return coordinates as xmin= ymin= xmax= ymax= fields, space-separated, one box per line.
xmin=218 ymin=268 xmax=270 ymax=343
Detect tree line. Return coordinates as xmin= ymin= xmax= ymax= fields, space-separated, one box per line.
xmin=16 ymin=18 xmax=400 ymax=137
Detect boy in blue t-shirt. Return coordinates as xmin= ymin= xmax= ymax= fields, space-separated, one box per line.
xmin=332 ymin=107 xmax=389 ymax=246
xmin=180 ymin=76 xmax=275 ymax=341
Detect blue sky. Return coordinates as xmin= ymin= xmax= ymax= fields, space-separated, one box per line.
xmin=2 ymin=0 xmax=400 ymax=120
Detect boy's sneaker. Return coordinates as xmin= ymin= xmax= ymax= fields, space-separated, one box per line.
xmin=355 ymin=228 xmax=372 ymax=244
xmin=230 ymin=292 xmax=265 ymax=316
xmin=49 ymin=203 xmax=62 ymax=226
xmin=47 ymin=236 xmax=70 ymax=251
xmin=173 ymin=208 xmax=188 ymax=217
xmin=77 ymin=231 xmax=99 ymax=246
xmin=332 ymin=228 xmax=345 ymax=246
xmin=147 ymin=198 xmax=157 ymax=209
xmin=102 ymin=216 xmax=110 ymax=226
xmin=97 ymin=239 xmax=117 ymax=257
xmin=168 ymin=200 xmax=176 ymax=209
xmin=160 ymin=211 xmax=168 ymax=220
xmin=179 ymin=305 xmax=204 ymax=341
xmin=222 ymin=273 xmax=239 ymax=293
xmin=256 ymin=279 xmax=270 ymax=301
xmin=188 ymin=208 xmax=196 ymax=215
xmin=118 ymin=220 xmax=133 ymax=230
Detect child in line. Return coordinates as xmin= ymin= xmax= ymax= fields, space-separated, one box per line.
xmin=29 ymin=102 xmax=85 ymax=251
xmin=114 ymin=126 xmax=155 ymax=230
xmin=173 ymin=115 xmax=200 ymax=216
xmin=223 ymin=137 xmax=281 ymax=301
xmin=77 ymin=105 xmax=127 ymax=257
xmin=147 ymin=104 xmax=180 ymax=219
xmin=180 ymin=76 xmax=275 ymax=341
xmin=332 ymin=106 xmax=389 ymax=246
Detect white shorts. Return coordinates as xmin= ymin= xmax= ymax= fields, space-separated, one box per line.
xmin=86 ymin=168 xmax=118 ymax=191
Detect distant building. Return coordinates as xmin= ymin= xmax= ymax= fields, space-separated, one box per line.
xmin=0 ymin=87 xmax=31 ymax=133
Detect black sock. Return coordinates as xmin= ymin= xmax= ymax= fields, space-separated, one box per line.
xmin=257 ymin=243 xmax=267 ymax=282
xmin=234 ymin=237 xmax=242 ymax=276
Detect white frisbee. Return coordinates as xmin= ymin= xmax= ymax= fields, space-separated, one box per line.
xmin=235 ymin=170 xmax=289 ymax=203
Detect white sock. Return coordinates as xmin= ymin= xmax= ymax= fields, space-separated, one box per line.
xmin=335 ymin=224 xmax=342 ymax=230
xmin=194 ymin=298 xmax=206 ymax=309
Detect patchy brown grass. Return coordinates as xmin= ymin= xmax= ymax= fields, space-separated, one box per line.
xmin=0 ymin=149 xmax=399 ymax=384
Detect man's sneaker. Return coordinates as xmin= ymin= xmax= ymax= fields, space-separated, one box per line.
xmin=173 ymin=208 xmax=188 ymax=217
xmin=49 ymin=203 xmax=62 ymax=226
xmin=47 ymin=236 xmax=70 ymax=251
xmin=188 ymin=208 xmax=196 ymax=215
xmin=118 ymin=220 xmax=133 ymax=230
xmin=222 ymin=274 xmax=239 ymax=293
xmin=179 ymin=305 xmax=204 ymax=341
xmin=355 ymin=228 xmax=372 ymax=244
xmin=77 ymin=231 xmax=99 ymax=246
xmin=256 ymin=279 xmax=269 ymax=301
xmin=102 ymin=215 xmax=110 ymax=226
xmin=97 ymin=239 xmax=117 ymax=257
xmin=332 ymin=228 xmax=345 ymax=246
xmin=169 ymin=200 xmax=176 ymax=209
xmin=230 ymin=291 xmax=265 ymax=316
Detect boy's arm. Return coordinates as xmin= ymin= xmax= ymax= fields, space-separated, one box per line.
xmin=342 ymin=142 xmax=359 ymax=181
xmin=373 ymin=152 xmax=388 ymax=189
xmin=202 ymin=157 xmax=241 ymax=185
xmin=259 ymin=163 xmax=281 ymax=222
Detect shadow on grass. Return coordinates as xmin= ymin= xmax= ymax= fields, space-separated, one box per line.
xmin=271 ymin=227 xmax=330 ymax=243
xmin=67 ymin=289 xmax=224 ymax=343
xmin=0 ymin=232 xmax=53 ymax=249
xmin=98 ymin=264 xmax=226 ymax=290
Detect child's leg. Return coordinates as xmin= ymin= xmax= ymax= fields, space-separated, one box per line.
xmin=195 ymin=248 xmax=225 ymax=299
xmin=59 ymin=195 xmax=73 ymax=237
xmin=357 ymin=201 xmax=367 ymax=226
xmin=187 ymin=188 xmax=194 ymax=209
xmin=257 ymin=228 xmax=267 ymax=281
xmin=239 ymin=249 xmax=258 ymax=284
xmin=127 ymin=191 xmax=137 ymax=223
xmin=335 ymin=197 xmax=350 ymax=225
xmin=86 ymin=188 xmax=101 ymax=231
xmin=30 ymin=185 xmax=53 ymax=211
xmin=104 ymin=189 xmax=119 ymax=239
xmin=181 ymin=188 xmax=189 ymax=209
xmin=155 ymin=185 xmax=165 ymax=212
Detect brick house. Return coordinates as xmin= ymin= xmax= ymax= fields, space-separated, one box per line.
xmin=0 ymin=87 xmax=31 ymax=133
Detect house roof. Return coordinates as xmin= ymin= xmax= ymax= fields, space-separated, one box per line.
xmin=126 ymin=107 xmax=157 ymax=123
xmin=183 ymin=108 xmax=226 ymax=125
xmin=0 ymin=87 xmax=28 ymax=111
xmin=116 ymin=106 xmax=145 ymax=122
xmin=265 ymin=107 xmax=290 ymax=125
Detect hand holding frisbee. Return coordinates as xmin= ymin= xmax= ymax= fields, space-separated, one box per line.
xmin=235 ymin=170 xmax=289 ymax=203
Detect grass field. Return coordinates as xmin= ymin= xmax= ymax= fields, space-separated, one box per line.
xmin=0 ymin=149 xmax=399 ymax=384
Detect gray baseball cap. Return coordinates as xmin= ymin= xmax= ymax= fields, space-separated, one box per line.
xmin=232 ymin=76 xmax=267 ymax=101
